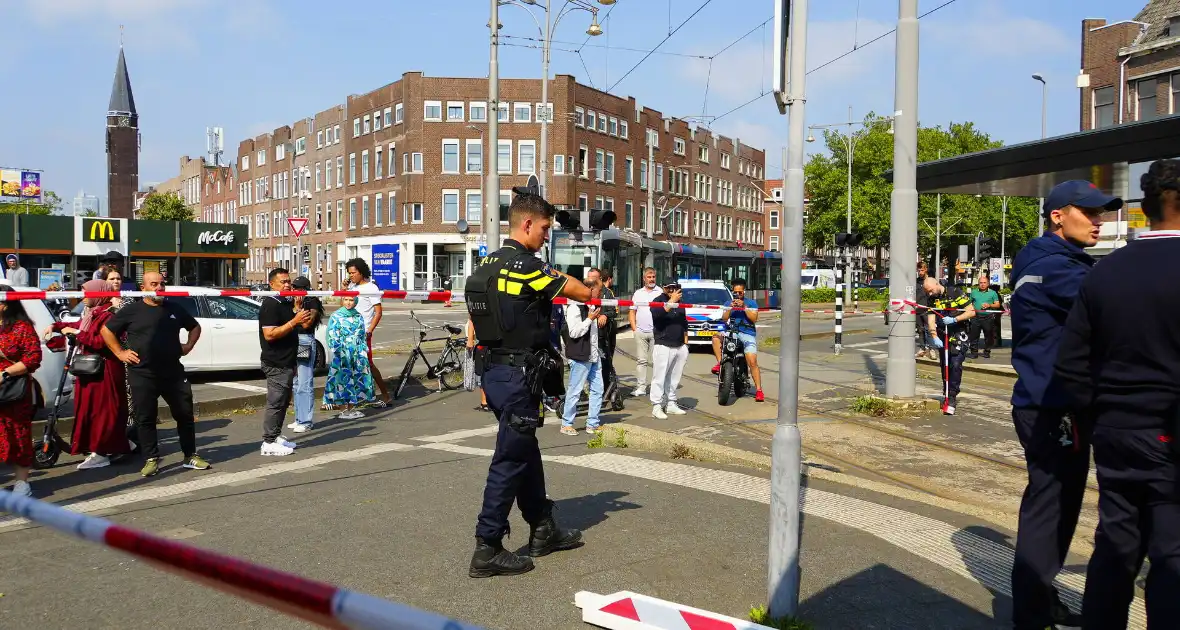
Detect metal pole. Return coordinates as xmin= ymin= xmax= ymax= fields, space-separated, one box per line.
xmin=486 ymin=0 xmax=502 ymax=251
xmin=934 ymin=192 xmax=941 ymax=280
xmin=538 ymin=0 xmax=552 ymax=198
xmin=1037 ymin=80 xmax=1047 ymax=235
xmin=646 ymin=138 xmax=655 ymax=237
xmin=768 ymin=0 xmax=807 ymax=618
xmin=1000 ymin=197 xmax=1007 ymax=288
xmin=845 ymin=105 xmax=854 ymax=306
xmin=834 ymin=248 xmax=843 ymax=354
xmin=886 ymin=0 xmax=919 ymax=399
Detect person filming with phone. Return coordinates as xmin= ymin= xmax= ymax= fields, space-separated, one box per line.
xmin=710 ymin=279 xmax=764 ymax=402
xmin=257 ymin=268 xmax=314 ymax=457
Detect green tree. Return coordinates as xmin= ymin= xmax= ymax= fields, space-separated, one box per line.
xmin=137 ymin=191 xmax=195 ymax=221
xmin=0 ymin=190 xmax=62 ymax=215
xmin=803 ymin=116 xmax=1041 ymax=268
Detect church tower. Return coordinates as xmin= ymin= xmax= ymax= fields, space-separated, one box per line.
xmin=106 ymin=45 xmax=139 ymax=219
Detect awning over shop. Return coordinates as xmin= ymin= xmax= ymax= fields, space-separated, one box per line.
xmin=885 ymin=116 xmax=1180 ymax=197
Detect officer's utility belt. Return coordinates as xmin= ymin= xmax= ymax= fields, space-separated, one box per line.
xmin=485 ymin=350 xmax=538 ymax=367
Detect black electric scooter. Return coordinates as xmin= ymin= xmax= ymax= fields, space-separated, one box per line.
xmin=32 ymin=333 xmax=76 ymax=469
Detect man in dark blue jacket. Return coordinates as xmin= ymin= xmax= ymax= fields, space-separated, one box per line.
xmin=1008 ymin=180 xmax=1117 ymax=630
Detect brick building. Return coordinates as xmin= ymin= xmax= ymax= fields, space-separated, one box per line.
xmin=154 ymin=156 xmax=213 ymax=215
xmin=199 ymin=164 xmax=237 ymax=225
xmin=224 ymin=73 xmax=766 ymax=289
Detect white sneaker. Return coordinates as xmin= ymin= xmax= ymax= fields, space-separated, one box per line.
xmin=277 ymin=435 xmax=297 ymax=449
xmin=77 ymin=453 xmax=111 ymax=470
xmin=665 ymin=402 xmax=688 ymax=415
xmin=261 ymin=441 xmax=295 ymax=456
xmin=632 ymin=387 xmax=647 ymax=397
xmin=11 ymin=480 xmax=31 ymax=497
xmin=339 ymin=410 xmax=364 ymax=420
xmin=287 ymin=421 xmax=300 ymax=429
xmin=652 ymin=405 xmax=668 ymax=420
xmin=292 ymin=423 xmax=312 ymax=433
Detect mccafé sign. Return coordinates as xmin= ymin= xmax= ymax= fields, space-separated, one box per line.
xmin=197 ymin=230 xmax=235 ymax=246
xmin=82 ymin=218 xmax=121 ymax=242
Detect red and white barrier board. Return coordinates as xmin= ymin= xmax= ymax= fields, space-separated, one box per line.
xmin=575 ymin=591 xmax=775 ymax=630
xmin=0 ymin=491 xmax=485 ymax=630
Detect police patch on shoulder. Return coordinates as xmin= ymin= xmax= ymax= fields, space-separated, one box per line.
xmin=540 ymin=263 xmax=560 ymax=279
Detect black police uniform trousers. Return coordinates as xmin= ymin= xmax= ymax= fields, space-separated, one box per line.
xmin=1010 ymin=407 xmax=1090 ymax=629
xmin=475 ymin=362 xmax=549 ymax=541
xmin=1082 ymin=421 xmax=1180 ymax=629
xmin=937 ymin=335 xmax=966 ymax=400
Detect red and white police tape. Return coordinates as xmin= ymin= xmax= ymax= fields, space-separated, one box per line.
xmin=0 ymin=491 xmax=485 ymax=630
xmin=889 ymin=298 xmax=1008 ymax=315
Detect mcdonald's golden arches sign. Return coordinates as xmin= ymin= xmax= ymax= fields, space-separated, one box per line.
xmin=82 ymin=218 xmax=121 ymax=242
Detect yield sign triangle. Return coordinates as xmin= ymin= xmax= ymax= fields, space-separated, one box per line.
xmin=288 ymin=217 xmax=309 ymax=237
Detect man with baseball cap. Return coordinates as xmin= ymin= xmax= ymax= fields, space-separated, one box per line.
xmin=1008 ymin=179 xmax=1118 ymax=629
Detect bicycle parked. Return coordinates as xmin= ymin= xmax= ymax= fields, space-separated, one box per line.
xmin=391 ymin=310 xmax=466 ymax=399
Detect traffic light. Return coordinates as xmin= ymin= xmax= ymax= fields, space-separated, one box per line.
xmin=589 ymin=208 xmax=617 ymax=230
xmin=835 ymin=232 xmax=863 ymax=248
xmin=974 ymin=232 xmax=998 ymax=264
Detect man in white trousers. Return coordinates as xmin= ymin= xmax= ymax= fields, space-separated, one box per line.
xmin=648 ymin=281 xmax=689 ymax=419
xmin=628 ymin=267 xmax=662 ymax=397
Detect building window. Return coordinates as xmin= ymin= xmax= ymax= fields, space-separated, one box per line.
xmin=362 ymin=115 xmax=371 ymax=134
xmin=698 ymin=145 xmax=709 ymax=163
xmin=362 ymin=196 xmax=370 ymax=227
xmin=536 ymin=102 xmax=552 ymax=123
xmin=647 ymin=128 xmax=659 ymax=149
xmin=554 ymin=154 xmax=565 ymax=175
xmin=499 ymin=190 xmax=511 ymax=224
xmin=605 ymin=152 xmax=615 ymax=183
xmin=349 ymin=198 xmax=357 ymax=229
xmin=389 ymin=143 xmax=397 ymax=176
xmin=518 ymin=141 xmax=536 ymax=174
xmin=335 ymin=157 xmax=343 ymax=188
xmin=498 ymin=140 xmax=512 ymax=174
xmin=595 ymin=149 xmax=605 ymax=181
xmin=769 ymin=210 xmax=779 ymax=229
xmin=674 ymin=137 xmax=686 ymax=155
xmin=656 ymin=164 xmax=664 ymax=192
xmin=579 ymin=146 xmax=589 ymax=178
xmin=578 ymin=195 xmax=588 ymax=211
xmin=257 ymin=149 xmax=266 ymax=166
xmin=373 ymin=112 xmax=382 ymax=132
xmin=497 ymin=102 xmax=509 ymax=122
xmin=770 ymin=235 xmax=779 ymax=251
xmin=388 ymin=191 xmax=397 ymax=225
xmin=470 ymin=102 xmax=487 ymax=122
xmin=361 ymin=150 xmax=370 ymax=183
xmin=335 ymin=200 xmax=342 ymax=231
xmin=625 ymin=201 xmax=633 ymax=229
xmin=242 ymin=155 xmax=250 ymax=171
xmin=275 ymin=144 xmax=286 ymax=161
xmin=609 ymin=117 xmax=618 ymax=136
xmin=353 ymin=118 xmax=361 ymax=137
xmin=436 ymin=190 xmax=458 ymax=223
xmin=1091 ymin=87 xmax=1115 ymax=129
xmin=588 ymin=111 xmax=597 ymax=131
xmin=412 ymin=152 xmax=423 ymax=173
xmin=1138 ymin=79 xmax=1159 ymax=121
xmin=625 ymin=156 xmax=634 ymax=186
xmin=375 ymin=147 xmax=383 ymax=179
xmin=721 ymin=153 xmax=731 ymax=169
xmin=424 ymin=100 xmax=443 ymax=121
xmin=442 ymin=140 xmax=460 ymax=174
xmin=349 ymin=153 xmax=357 ymax=185
xmin=466 ymin=140 xmax=483 ymax=173
xmin=395 ymin=103 xmax=404 ymax=124
xmin=315 ymin=204 xmax=322 ymax=232
xmin=513 ymin=102 xmax=531 ymax=123
xmin=466 ymin=190 xmax=482 ymax=224
xmin=597 ymin=115 xmax=606 ymax=133
xmin=575 ymin=107 xmax=585 ymax=127
xmin=640 ymin=159 xmax=648 ymax=190
xmin=412 ymin=203 xmax=424 ymax=224
xmin=447 ymin=101 xmax=464 ymax=122
xmin=315 ymin=164 xmax=321 ymax=191
xmin=383 ymin=107 xmax=392 ymax=127
xmin=620 ymin=120 xmax=628 ymax=139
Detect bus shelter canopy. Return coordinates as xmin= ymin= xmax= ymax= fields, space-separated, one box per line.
xmin=884 ymin=116 xmax=1180 ymax=198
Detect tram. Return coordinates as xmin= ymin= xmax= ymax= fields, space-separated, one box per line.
xmin=546 ymin=228 xmax=783 ymax=310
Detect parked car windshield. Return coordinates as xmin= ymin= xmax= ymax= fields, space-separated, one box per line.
xmin=681 ymin=288 xmax=731 ymax=306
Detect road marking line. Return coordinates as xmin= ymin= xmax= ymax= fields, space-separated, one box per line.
xmin=412 ymin=425 xmax=499 ymax=443
xmin=418 ymin=443 xmax=496 ymax=456
xmin=842 ymin=339 xmax=888 ymax=349
xmin=206 ymin=382 xmax=269 ymax=394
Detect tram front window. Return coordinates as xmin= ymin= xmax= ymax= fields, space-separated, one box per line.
xmin=549 ymin=231 xmax=599 ymax=280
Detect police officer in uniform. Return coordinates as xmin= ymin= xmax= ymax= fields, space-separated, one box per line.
xmin=1008 ymin=180 xmax=1114 ymax=630
xmin=465 ymin=189 xmax=598 ymax=578
xmin=1056 ymin=160 xmax=1180 ymax=628
xmin=923 ymin=276 xmax=975 ymax=416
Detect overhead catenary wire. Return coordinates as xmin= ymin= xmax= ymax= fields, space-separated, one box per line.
xmin=606 ymin=0 xmax=714 ymax=92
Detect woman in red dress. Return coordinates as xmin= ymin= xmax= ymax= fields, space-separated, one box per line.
xmin=0 ymin=299 xmax=43 ymax=497
xmin=47 ymin=279 xmax=129 ymax=469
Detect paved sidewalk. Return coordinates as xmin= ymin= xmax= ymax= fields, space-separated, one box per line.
xmin=3 ymin=391 xmax=1067 ymax=629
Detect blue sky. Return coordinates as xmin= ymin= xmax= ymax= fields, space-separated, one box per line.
xmin=0 ymin=0 xmax=1140 ymax=208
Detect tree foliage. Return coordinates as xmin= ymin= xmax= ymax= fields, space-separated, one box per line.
xmin=138 ymin=191 xmax=195 ymax=221
xmin=0 ymin=190 xmax=61 ymax=215
xmin=802 ymin=115 xmax=1040 ymax=264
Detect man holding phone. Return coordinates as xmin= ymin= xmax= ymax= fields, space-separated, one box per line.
xmin=258 ymin=267 xmax=313 ymax=457
xmin=649 ymin=281 xmax=689 ymax=419
xmin=711 ymin=279 xmax=764 ymax=402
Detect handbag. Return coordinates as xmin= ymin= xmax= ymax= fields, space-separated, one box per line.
xmin=0 ymin=345 xmax=29 ymax=404
xmin=297 ymin=344 xmax=311 ymax=361
xmin=70 ymin=352 xmax=105 ymax=377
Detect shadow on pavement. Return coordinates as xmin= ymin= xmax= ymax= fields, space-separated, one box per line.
xmin=949 ymin=524 xmax=1069 ymax=626
xmin=797 ymin=563 xmax=997 ymax=629
xmin=551 ymin=490 xmax=642 ymax=533
xmin=861 ymin=354 xmax=885 ymax=393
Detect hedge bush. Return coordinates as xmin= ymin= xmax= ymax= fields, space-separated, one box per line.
xmin=800 ymin=288 xmax=887 ymax=303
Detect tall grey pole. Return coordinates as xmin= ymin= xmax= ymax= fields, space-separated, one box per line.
xmin=1000 ymin=196 xmax=1007 ymax=287
xmin=844 ymin=105 xmax=854 ymax=306
xmin=885 ymin=0 xmax=919 ymax=399
xmin=646 ymin=139 xmax=656 ymax=237
xmin=934 ymin=192 xmax=941 ymax=280
xmin=538 ymin=0 xmax=552 ymax=198
xmin=1036 ymin=78 xmax=1047 ymax=235
xmin=486 ymin=0 xmax=502 ymax=250
xmin=768 ymin=0 xmax=807 ymax=618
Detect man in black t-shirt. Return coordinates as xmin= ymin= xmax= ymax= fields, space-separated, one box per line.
xmin=258 ymin=268 xmax=313 ymax=456
xmin=102 ymin=271 xmax=208 ymax=478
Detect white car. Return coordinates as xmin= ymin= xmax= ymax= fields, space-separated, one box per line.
xmin=678 ymin=279 xmax=735 ymax=346
xmin=60 ymin=287 xmax=333 ymax=373
xmin=0 ymin=280 xmax=74 ymax=412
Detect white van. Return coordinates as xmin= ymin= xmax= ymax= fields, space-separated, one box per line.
xmin=677 ymin=279 xmax=734 ymax=346
xmin=801 ymin=269 xmax=836 ymax=289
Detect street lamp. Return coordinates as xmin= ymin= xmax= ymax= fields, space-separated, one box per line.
xmin=1032 ymin=73 xmax=1047 ymax=234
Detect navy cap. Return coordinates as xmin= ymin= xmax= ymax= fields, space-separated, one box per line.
xmin=291 ymin=276 xmax=312 ymax=290
xmin=1042 ymin=180 xmax=1123 ymax=217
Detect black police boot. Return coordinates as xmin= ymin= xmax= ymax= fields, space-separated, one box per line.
xmin=468 ymin=537 xmax=535 ymax=578
xmin=1050 ymin=596 xmax=1082 ymax=628
xmin=528 ymin=505 xmax=584 ymax=557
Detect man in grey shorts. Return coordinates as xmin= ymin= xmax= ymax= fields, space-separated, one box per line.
xmin=627 ymin=267 xmax=661 ymax=397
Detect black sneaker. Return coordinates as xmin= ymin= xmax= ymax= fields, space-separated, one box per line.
xmin=468 ymin=537 xmax=535 ymax=578
xmin=1051 ymin=597 xmax=1082 ymax=628
xmin=982 ymin=351 xmax=992 ymax=359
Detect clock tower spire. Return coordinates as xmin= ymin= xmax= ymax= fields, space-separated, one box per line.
xmin=106 ymin=39 xmax=139 ymax=219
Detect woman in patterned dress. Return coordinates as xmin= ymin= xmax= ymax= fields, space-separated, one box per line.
xmin=322 ymin=296 xmax=374 ymax=420
xmin=0 ymin=299 xmax=43 ymax=496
